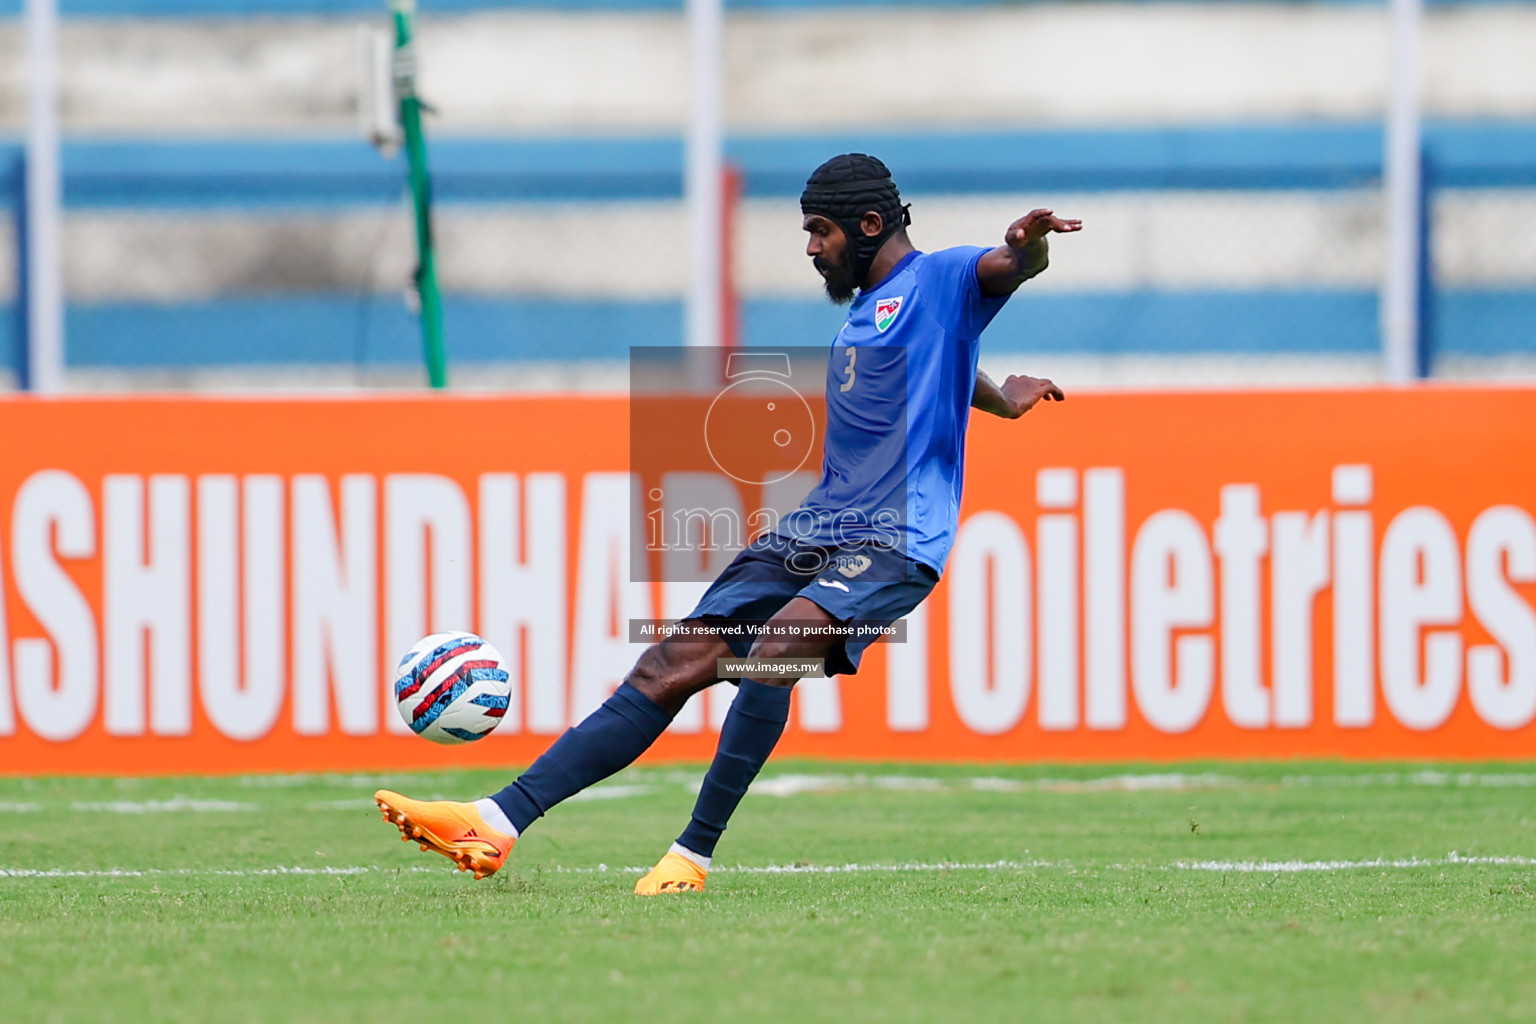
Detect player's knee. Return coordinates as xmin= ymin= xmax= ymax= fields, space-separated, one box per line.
xmin=747 ymin=634 xmax=824 ymax=662
xmin=626 ymin=649 xmax=681 ymax=694
xmin=625 ymin=643 xmax=713 ymax=711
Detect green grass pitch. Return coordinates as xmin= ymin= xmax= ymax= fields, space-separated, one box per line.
xmin=2 ymin=761 xmax=1534 ymax=1023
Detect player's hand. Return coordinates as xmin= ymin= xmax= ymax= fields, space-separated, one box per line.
xmin=1000 ymin=374 xmax=1064 ymax=418
xmin=1006 ymin=209 xmax=1083 ymax=248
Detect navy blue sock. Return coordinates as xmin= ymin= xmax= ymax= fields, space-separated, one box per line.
xmin=492 ymin=682 xmax=673 ymax=834
xmin=677 ymin=679 xmax=792 ymax=859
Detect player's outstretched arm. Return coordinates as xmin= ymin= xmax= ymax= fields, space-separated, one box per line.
xmin=977 ymin=208 xmax=1083 ymax=297
xmin=972 ymin=369 xmax=1064 ymax=419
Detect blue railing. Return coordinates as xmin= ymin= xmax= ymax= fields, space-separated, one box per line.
xmin=0 ymin=0 xmax=1530 ymax=16
xmin=4 ymin=123 xmax=1535 ymax=208
xmin=4 ymin=123 xmax=1536 ymax=378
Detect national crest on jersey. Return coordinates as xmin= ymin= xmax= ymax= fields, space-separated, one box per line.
xmin=780 ymin=246 xmax=1013 ymax=574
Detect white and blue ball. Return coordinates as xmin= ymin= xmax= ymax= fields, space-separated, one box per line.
xmin=393 ymin=631 xmax=511 ymax=744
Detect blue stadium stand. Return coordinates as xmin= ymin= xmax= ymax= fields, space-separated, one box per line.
xmin=4 ymin=122 xmax=1536 ymax=375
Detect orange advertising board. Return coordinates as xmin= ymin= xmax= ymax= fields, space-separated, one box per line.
xmin=0 ymin=387 xmax=1534 ymax=774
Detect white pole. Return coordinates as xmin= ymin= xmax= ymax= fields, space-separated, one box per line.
xmin=1382 ymin=0 xmax=1424 ymax=382
xmin=685 ymin=0 xmax=723 ymax=355
xmin=24 ymin=0 xmax=64 ymax=394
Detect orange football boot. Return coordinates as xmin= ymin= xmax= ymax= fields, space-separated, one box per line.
xmin=634 ymin=850 xmax=708 ymax=895
xmin=374 ymin=790 xmax=514 ymax=879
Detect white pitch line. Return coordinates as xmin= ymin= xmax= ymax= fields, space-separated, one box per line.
xmin=543 ymin=851 xmax=1535 ymax=877
xmin=568 ymin=784 xmax=658 ymax=802
xmin=6 ymin=770 xmax=1536 ymax=816
xmin=715 ymin=859 xmax=1055 ymax=875
xmin=722 ymin=771 xmax=1536 ymax=798
xmin=1278 ymin=771 xmax=1536 ymax=789
xmin=981 ymin=772 xmax=1242 ymax=793
xmin=0 ymin=865 xmax=442 ymax=879
xmin=537 ymin=859 xmax=1059 ymax=876
xmin=1 ymin=852 xmax=1531 ymax=882
xmin=0 ymin=798 xmax=258 ymax=814
xmin=70 ymin=798 xmax=257 ymax=813
xmin=1172 ymin=852 xmax=1536 ymax=873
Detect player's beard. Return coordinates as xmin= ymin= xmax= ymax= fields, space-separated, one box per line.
xmin=815 ymin=246 xmax=859 ymax=305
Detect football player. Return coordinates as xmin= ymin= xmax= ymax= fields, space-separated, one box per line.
xmin=375 ymin=153 xmax=1079 ymax=892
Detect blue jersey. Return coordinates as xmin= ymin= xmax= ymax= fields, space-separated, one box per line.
xmin=777 ymin=247 xmax=1009 ymax=571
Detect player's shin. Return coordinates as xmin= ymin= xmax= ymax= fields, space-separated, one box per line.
xmin=676 ymin=679 xmax=793 ymax=860
xmin=488 ymin=682 xmax=675 ymax=834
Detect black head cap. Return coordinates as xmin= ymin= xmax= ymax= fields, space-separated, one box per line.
xmin=800 ymin=153 xmax=912 ymax=287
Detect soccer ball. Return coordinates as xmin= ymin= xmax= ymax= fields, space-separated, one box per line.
xmin=393 ymin=632 xmax=511 ymax=744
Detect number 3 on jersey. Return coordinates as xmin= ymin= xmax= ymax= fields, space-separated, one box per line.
xmin=839 ymin=346 xmax=857 ymax=392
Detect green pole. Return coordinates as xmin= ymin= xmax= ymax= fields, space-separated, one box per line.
xmin=391 ymin=0 xmax=447 ymax=389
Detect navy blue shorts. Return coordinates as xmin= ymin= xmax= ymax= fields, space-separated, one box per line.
xmin=686 ymin=537 xmax=939 ymax=676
